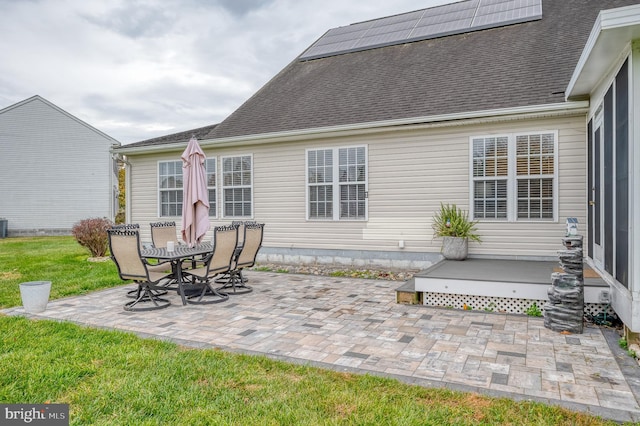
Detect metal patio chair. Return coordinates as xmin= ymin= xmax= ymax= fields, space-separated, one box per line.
xmin=228 ymin=220 xmax=258 ymax=284
xmin=149 ymin=221 xmax=182 ymax=288
xmin=180 ymin=224 xmax=238 ymax=304
xmin=150 ymin=221 xmax=177 ymax=248
xmin=108 ymin=228 xmax=172 ymax=311
xmin=217 ymin=222 xmax=264 ymax=295
xmin=110 ymin=224 xmax=170 ymax=298
xmin=214 ymin=220 xmax=258 ymax=286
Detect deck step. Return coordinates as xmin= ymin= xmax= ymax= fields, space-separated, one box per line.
xmin=395 ymin=278 xmax=423 ymax=305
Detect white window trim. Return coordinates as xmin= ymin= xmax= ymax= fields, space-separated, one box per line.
xmin=221 ymin=154 xmax=254 ymax=219
xmin=306 ymin=147 xmax=334 ymax=221
xmin=305 ymin=145 xmax=368 ymax=221
xmin=205 ymin=156 xmax=218 ymax=219
xmin=469 ymin=131 xmax=558 ymax=222
xmin=157 ymin=159 xmax=183 ymax=218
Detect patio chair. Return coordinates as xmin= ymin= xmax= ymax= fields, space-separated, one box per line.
xmin=110 ymin=224 xmax=170 ymax=297
xmin=231 ymin=220 xmax=257 ymax=251
xmin=180 ymin=224 xmax=238 ymax=304
xmin=150 ymin=221 xmax=177 ymax=248
xmin=149 ymin=221 xmax=181 ymax=286
xmin=218 ymin=220 xmax=258 ymax=285
xmin=111 ymin=223 xmax=140 ymax=230
xmin=217 ymin=222 xmax=264 ymax=295
xmin=108 ymin=228 xmax=172 ymax=311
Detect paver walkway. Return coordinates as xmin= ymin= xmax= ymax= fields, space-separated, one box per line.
xmin=4 ymin=271 xmax=640 ymax=423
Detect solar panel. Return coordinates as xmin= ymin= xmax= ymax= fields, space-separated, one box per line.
xmin=299 ymin=0 xmax=542 ymax=61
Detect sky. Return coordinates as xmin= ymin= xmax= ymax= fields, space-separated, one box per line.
xmin=0 ymin=0 xmax=456 ymax=144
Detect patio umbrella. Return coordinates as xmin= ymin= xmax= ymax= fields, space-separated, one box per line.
xmin=181 ymin=136 xmax=210 ymax=247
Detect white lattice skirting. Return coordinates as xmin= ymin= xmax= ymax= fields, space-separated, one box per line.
xmin=423 ymin=292 xmax=614 ymax=317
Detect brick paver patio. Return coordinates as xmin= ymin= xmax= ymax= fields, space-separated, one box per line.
xmin=4 ymin=271 xmax=640 ymax=423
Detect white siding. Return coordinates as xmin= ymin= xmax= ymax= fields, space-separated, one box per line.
xmin=127 ymin=114 xmax=586 ymax=257
xmin=0 ymin=97 xmax=118 ymax=233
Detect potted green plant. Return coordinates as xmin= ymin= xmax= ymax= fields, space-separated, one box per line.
xmin=432 ymin=203 xmax=481 ymax=260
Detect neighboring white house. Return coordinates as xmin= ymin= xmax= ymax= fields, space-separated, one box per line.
xmin=114 ymin=0 xmax=640 ymax=332
xmin=0 ymin=95 xmax=120 ymax=235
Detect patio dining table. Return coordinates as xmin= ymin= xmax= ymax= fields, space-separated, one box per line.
xmin=141 ymin=243 xmax=213 ymax=305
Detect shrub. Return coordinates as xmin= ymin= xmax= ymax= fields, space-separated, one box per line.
xmin=432 ymin=203 xmax=481 ymax=242
xmin=71 ymin=217 xmax=113 ymax=257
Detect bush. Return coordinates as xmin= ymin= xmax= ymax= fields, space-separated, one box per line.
xmin=432 ymin=203 xmax=481 ymax=242
xmin=71 ymin=217 xmax=113 ymax=257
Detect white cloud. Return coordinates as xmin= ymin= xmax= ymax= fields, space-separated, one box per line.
xmin=0 ymin=0 xmax=454 ymax=144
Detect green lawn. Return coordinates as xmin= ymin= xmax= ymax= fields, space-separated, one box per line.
xmin=0 ymin=316 xmax=620 ymax=425
xmin=0 ymin=237 xmax=625 ymax=425
xmin=0 ymin=236 xmax=118 ymax=309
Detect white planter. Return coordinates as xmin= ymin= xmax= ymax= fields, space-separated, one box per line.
xmin=19 ymin=281 xmax=51 ymax=313
xmin=441 ymin=236 xmax=468 ymax=260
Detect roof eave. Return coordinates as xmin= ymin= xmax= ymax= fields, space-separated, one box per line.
xmin=566 ymin=4 xmax=640 ymax=100
xmin=113 ymin=102 xmax=588 ymax=155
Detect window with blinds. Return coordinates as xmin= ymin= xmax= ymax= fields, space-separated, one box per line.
xmin=338 ymin=147 xmax=367 ymax=219
xmin=472 ymin=136 xmax=508 ymax=219
xmin=308 ymin=149 xmax=333 ymax=219
xmin=516 ymin=134 xmax=554 ymax=219
xmin=307 ymin=146 xmax=367 ymax=220
xmin=470 ymin=132 xmax=557 ymax=221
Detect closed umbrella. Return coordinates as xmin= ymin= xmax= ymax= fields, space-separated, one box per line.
xmin=181 ymin=136 xmax=210 ymax=247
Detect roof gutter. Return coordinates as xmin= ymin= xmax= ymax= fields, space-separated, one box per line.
xmin=114 ymin=101 xmax=588 ymax=155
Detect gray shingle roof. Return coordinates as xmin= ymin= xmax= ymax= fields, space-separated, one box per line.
xmin=124 ymin=123 xmax=218 ymax=148
xmin=205 ymin=0 xmax=637 ymax=141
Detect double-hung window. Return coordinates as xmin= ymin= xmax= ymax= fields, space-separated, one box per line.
xmin=205 ymin=158 xmax=217 ymax=217
xmin=308 ymin=149 xmax=333 ymax=219
xmin=471 ymin=131 xmax=557 ymax=221
xmin=515 ymin=133 xmax=555 ymax=219
xmin=472 ymin=136 xmax=509 ymax=219
xmin=307 ymin=146 xmax=367 ymax=220
xmin=222 ymin=155 xmax=252 ymax=217
xmin=159 ymin=158 xmax=218 ymax=217
xmin=159 ymin=160 xmax=183 ymax=217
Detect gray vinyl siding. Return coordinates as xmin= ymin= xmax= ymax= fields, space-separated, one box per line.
xmin=0 ymin=97 xmax=118 ymax=234
xmin=126 ymin=113 xmax=586 ymax=258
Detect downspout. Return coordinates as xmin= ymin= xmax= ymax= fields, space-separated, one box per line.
xmin=123 ymin=156 xmax=132 ymax=224
xmin=109 ymin=149 xmax=119 ymax=222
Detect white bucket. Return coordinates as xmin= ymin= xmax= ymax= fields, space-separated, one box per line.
xmin=19 ymin=281 xmax=51 ymax=313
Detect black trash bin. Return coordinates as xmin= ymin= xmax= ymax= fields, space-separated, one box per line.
xmin=0 ymin=218 xmax=7 ymax=238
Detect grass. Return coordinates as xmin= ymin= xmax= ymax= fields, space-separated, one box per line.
xmin=0 ymin=316 xmax=622 ymax=425
xmin=0 ymin=237 xmax=627 ymax=425
xmin=0 ymin=236 xmax=119 ymax=309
